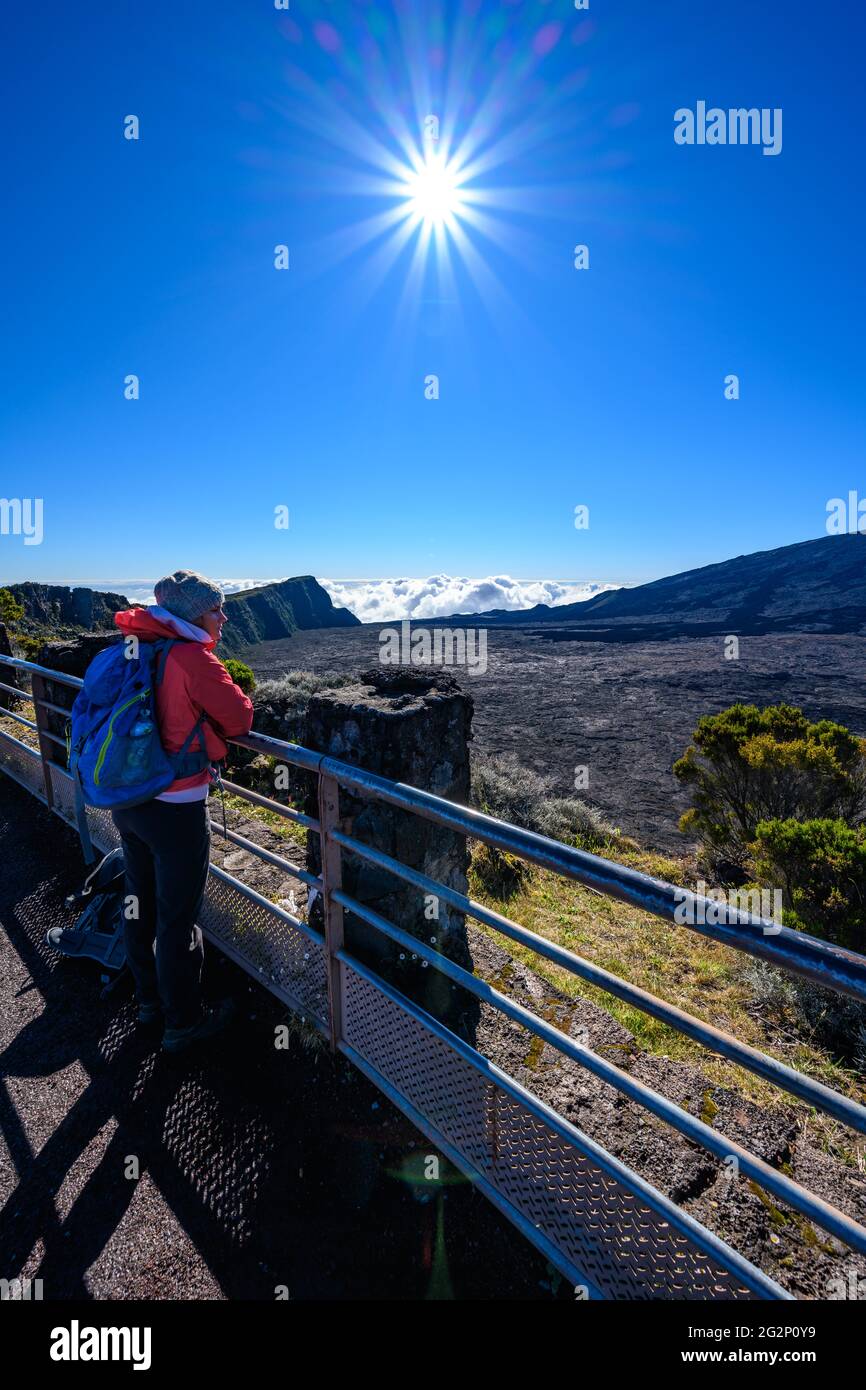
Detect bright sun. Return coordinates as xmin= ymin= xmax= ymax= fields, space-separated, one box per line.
xmin=404 ymin=155 xmax=465 ymax=228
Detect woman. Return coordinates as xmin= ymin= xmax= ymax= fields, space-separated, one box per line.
xmin=111 ymin=569 xmax=254 ymax=1053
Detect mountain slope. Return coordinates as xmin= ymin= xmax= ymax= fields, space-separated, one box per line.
xmin=462 ymin=535 xmax=866 ymax=637
xmin=3 ymin=582 xmax=130 ymax=634
xmin=220 ymin=575 xmax=360 ymax=655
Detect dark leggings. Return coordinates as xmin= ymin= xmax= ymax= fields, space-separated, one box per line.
xmin=111 ymin=798 xmax=211 ymax=1029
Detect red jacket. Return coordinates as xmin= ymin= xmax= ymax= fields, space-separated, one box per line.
xmin=114 ymin=606 xmax=254 ymax=795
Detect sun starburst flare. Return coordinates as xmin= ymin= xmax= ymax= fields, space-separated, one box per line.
xmin=400 ymin=153 xmax=467 ymax=231
xmin=271 ymin=10 xmax=605 ymax=331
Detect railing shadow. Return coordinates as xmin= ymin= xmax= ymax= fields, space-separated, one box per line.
xmin=0 ymin=776 xmax=557 ymax=1300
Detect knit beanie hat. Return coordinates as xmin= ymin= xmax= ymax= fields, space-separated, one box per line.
xmin=153 ymin=569 xmax=224 ymax=625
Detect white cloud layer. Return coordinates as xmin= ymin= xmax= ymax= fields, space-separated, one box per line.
xmin=320 ymin=576 xmax=621 ymax=623
xmin=84 ymin=575 xmax=621 ymax=623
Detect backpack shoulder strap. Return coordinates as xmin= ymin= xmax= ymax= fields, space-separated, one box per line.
xmin=170 ymin=711 xmax=214 ymax=777
xmin=152 ymin=638 xmax=179 ymax=688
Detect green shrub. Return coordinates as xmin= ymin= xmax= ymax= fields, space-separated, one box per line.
xmin=742 ymin=816 xmax=866 ymax=1062
xmin=0 ymin=588 xmax=25 ymax=630
xmin=740 ymin=956 xmax=866 ymax=1067
xmin=674 ymin=703 xmax=866 ymax=874
xmin=12 ymin=634 xmax=42 ymax=662
xmin=224 ymin=658 xmax=256 ymax=694
xmin=750 ymin=816 xmax=866 ymax=954
xmin=255 ymin=669 xmax=353 ymax=714
xmin=471 ymin=842 xmax=533 ymax=899
xmin=471 ymin=752 xmax=616 ymax=851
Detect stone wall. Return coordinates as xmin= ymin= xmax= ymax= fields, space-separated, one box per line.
xmin=253 ymin=667 xmax=479 ymax=1041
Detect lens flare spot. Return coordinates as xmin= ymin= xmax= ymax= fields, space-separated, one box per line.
xmin=533 ymin=22 xmax=562 ymax=56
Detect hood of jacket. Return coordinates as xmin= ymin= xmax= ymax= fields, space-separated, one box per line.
xmin=114 ymin=605 xmax=216 ymax=651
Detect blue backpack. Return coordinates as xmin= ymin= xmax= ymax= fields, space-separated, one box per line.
xmin=68 ymin=638 xmax=213 ymax=859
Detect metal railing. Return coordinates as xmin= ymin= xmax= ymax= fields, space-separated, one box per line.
xmin=2 ymin=650 xmax=866 ymax=1301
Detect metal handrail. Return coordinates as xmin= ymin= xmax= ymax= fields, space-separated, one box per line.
xmin=2 ymin=646 xmax=864 ymax=1009
xmin=0 ymin=654 xmax=84 ymax=688
xmin=2 ymin=645 xmax=864 ymax=1043
xmin=219 ymin=776 xmax=320 ymax=832
xmin=3 ymin=647 xmax=866 ymax=1290
xmin=207 ymin=819 xmax=323 ymax=893
xmin=229 ymin=724 xmax=866 ymax=1000
xmin=322 ymin=756 xmax=866 ymax=1002
xmin=333 ymin=886 xmax=866 ymax=1255
xmin=327 ymin=826 xmax=866 ymax=1134
xmin=0 ymin=708 xmax=38 ymax=733
xmin=0 ymin=677 xmax=30 ymax=700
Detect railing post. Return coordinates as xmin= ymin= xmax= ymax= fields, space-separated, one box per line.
xmin=317 ymin=770 xmax=345 ymax=1051
xmin=29 ymin=673 xmax=56 ymax=811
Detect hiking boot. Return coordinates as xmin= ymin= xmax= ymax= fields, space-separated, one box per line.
xmin=162 ymin=998 xmax=237 ymax=1054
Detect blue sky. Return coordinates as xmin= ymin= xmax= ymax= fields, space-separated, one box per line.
xmin=1 ymin=0 xmax=864 ymax=606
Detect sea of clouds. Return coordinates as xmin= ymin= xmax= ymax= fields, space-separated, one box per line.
xmin=319 ymin=575 xmax=620 ymax=623
xmin=86 ymin=575 xmax=620 ymax=622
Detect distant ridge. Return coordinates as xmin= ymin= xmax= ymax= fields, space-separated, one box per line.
xmin=447 ymin=534 xmax=866 ymax=639
xmin=2 ymin=582 xmax=129 ymax=634
xmin=2 ymin=575 xmax=360 ymax=654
